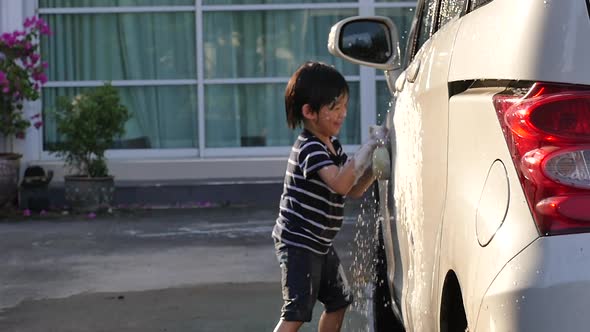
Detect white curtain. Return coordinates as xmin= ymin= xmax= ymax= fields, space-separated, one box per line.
xmin=203 ymin=8 xmax=360 ymax=147
xmin=40 ymin=2 xmax=365 ymax=150
xmin=41 ymin=11 xmax=197 ymax=149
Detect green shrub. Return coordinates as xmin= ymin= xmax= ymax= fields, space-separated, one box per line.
xmin=50 ymin=83 xmax=130 ymax=177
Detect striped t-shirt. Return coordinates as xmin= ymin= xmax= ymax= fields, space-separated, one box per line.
xmin=272 ymin=129 xmax=349 ymax=255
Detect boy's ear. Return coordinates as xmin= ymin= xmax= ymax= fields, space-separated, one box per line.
xmin=302 ymin=104 xmax=317 ymax=121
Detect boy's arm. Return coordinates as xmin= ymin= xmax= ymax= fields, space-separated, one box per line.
xmin=317 ymin=160 xmax=358 ymax=195
xmin=317 ymin=139 xmax=377 ymax=195
xmin=346 ymin=167 xmax=376 ymax=198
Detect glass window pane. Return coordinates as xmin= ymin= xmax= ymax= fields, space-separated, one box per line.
xmin=205 ymin=82 xmax=360 ymax=147
xmin=376 ymin=81 xmax=393 ymax=126
xmin=40 ymin=13 xmax=196 ymax=81
xmin=471 ymin=0 xmax=493 ymax=10
xmin=43 ymin=85 xmax=198 ymax=149
xmin=203 ymin=9 xmax=359 ymax=79
xmin=376 ymin=7 xmax=415 ymax=64
xmin=340 ymin=81 xmax=360 ymax=145
xmin=417 ymin=0 xmax=437 ymax=51
xmin=39 ymin=0 xmax=194 ymax=7
xmin=439 ymin=0 xmax=466 ymax=28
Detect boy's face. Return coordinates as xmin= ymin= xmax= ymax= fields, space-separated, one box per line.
xmin=311 ymin=93 xmax=348 ymax=139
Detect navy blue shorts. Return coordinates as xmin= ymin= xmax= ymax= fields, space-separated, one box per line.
xmin=275 ymin=241 xmax=353 ymax=322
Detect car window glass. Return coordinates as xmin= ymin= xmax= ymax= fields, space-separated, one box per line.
xmin=439 ymin=0 xmax=465 ymax=28
xmin=470 ymin=0 xmax=493 ymax=10
xmin=416 ymin=0 xmax=437 ymax=52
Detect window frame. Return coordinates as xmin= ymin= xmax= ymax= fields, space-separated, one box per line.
xmin=403 ymin=0 xmax=470 ymax=67
xmin=36 ymin=1 xmax=418 ymax=160
xmin=403 ymin=0 xmax=441 ymax=67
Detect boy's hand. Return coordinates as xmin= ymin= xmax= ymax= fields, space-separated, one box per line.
xmin=369 ymin=125 xmax=388 ymax=146
xmin=353 ymin=138 xmax=379 ymax=179
xmin=352 ymin=125 xmax=388 ymax=178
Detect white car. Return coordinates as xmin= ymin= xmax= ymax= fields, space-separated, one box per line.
xmin=328 ymin=0 xmax=590 ymax=331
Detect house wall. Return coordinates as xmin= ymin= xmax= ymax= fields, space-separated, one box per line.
xmin=2 ymin=0 xmax=412 ymax=186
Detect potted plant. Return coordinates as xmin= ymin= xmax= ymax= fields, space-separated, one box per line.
xmin=0 ymin=16 xmax=50 ymax=207
xmin=50 ymin=83 xmax=130 ymax=212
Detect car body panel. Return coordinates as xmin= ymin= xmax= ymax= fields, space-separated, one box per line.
xmin=328 ymin=0 xmax=590 ymax=331
xmin=476 ymin=233 xmax=590 ymax=331
xmin=442 ymin=87 xmax=541 ymax=330
xmin=449 ymin=0 xmax=590 ymax=85
xmin=475 ymin=159 xmax=510 ymax=247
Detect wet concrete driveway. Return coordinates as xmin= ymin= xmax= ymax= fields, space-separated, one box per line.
xmin=0 ymin=203 xmax=376 ymax=331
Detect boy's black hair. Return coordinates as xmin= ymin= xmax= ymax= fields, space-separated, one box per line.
xmin=285 ymin=61 xmax=349 ymax=129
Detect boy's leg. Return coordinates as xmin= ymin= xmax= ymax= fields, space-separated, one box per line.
xmin=275 ymin=242 xmax=322 ymax=328
xmin=318 ymin=307 xmax=347 ymax=332
xmin=317 ymin=247 xmax=353 ymax=332
xmin=273 ymin=319 xmax=304 ymax=332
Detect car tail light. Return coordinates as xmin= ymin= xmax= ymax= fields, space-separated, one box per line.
xmin=493 ymin=83 xmax=590 ymax=235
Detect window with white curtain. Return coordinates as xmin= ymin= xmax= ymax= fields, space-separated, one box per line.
xmin=39 ymin=0 xmax=416 ymax=155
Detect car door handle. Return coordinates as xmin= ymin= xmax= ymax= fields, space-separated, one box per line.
xmin=406 ymin=59 xmax=421 ymax=83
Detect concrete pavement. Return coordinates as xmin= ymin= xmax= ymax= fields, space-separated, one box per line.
xmin=0 ymin=200 xmax=381 ymax=331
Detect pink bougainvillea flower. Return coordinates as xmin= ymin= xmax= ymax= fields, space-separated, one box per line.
xmin=23 ymin=209 xmax=31 ymax=217
xmin=37 ymin=73 xmax=47 ymax=84
xmin=30 ymin=53 xmax=40 ymax=64
xmin=1 ymin=15 xmax=50 ymax=139
xmin=24 ymin=17 xmax=35 ymax=28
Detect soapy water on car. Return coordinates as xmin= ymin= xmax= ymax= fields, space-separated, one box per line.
xmin=391 ymin=86 xmax=427 ymax=332
xmin=344 ymin=110 xmax=393 ymax=331
xmin=345 ymin=188 xmax=384 ymax=332
xmin=344 ymin=93 xmax=427 ymax=331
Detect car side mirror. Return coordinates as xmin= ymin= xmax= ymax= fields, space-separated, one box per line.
xmin=328 ymin=16 xmax=401 ymax=71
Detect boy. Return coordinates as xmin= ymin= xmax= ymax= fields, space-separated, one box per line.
xmin=272 ymin=61 xmax=381 ymax=332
